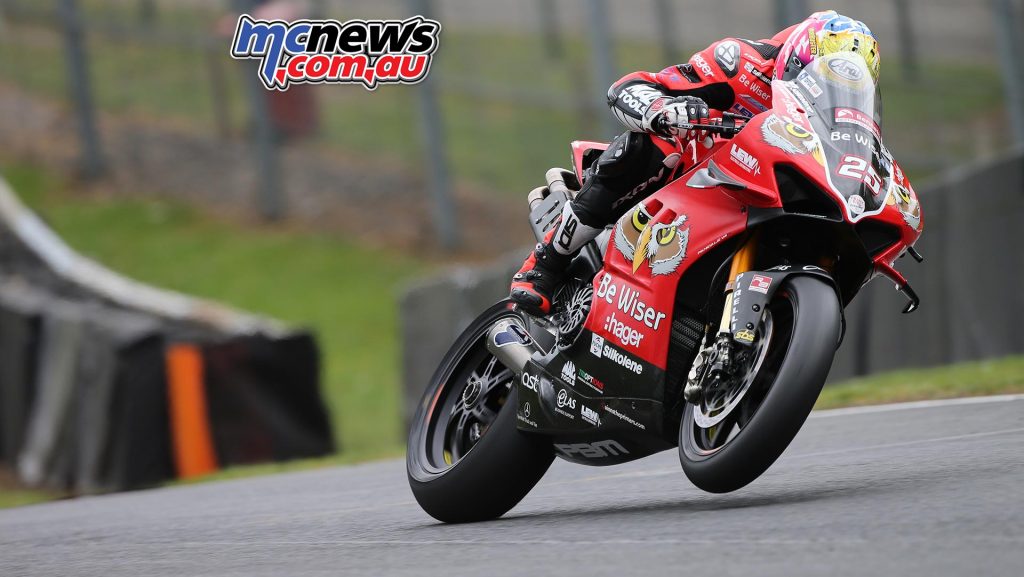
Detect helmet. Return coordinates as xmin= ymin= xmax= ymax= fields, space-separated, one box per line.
xmin=774 ymin=11 xmax=880 ymax=83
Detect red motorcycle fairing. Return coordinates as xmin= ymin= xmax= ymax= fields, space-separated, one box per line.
xmin=573 ymin=69 xmax=922 ymax=371
xmin=579 ymin=170 xmax=749 ymax=371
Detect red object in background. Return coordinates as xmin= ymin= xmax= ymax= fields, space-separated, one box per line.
xmin=267 ymin=85 xmax=318 ymax=140
xmin=218 ymin=0 xmax=319 ymax=140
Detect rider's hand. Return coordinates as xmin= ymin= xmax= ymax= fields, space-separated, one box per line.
xmin=643 ymin=96 xmax=710 ymax=140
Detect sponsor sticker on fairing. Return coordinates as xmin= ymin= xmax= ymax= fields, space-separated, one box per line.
xmin=604 ymin=405 xmax=646 ymax=430
xmin=798 ymin=74 xmax=823 ymax=98
xmin=230 ymin=15 xmax=440 ymax=90
xmin=602 ymin=343 xmax=644 ymax=375
xmin=577 ymin=368 xmax=605 ymax=394
xmin=555 ymin=388 xmax=577 ymax=420
xmin=730 ymin=144 xmax=760 ymax=175
xmin=560 ymin=360 xmax=576 ymax=385
xmin=848 ymin=194 xmax=866 ymax=215
xmin=834 ymin=108 xmax=880 ymax=139
xmin=749 ymin=274 xmax=772 ymax=294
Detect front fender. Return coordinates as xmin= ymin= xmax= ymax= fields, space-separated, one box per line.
xmin=731 ymin=265 xmax=845 ymax=347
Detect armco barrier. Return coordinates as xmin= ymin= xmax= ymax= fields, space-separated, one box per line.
xmin=400 ymin=149 xmax=1024 ymax=428
xmin=0 ymin=176 xmax=334 ymax=493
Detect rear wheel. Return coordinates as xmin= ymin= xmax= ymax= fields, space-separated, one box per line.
xmin=679 ymin=276 xmax=841 ymax=493
xmin=407 ymin=301 xmax=554 ymax=523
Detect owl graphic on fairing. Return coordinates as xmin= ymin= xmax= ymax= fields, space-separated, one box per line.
xmin=887 ymin=183 xmax=922 ymax=230
xmin=614 ymin=204 xmax=689 ymax=276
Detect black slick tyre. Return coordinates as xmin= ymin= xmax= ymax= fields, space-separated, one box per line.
xmin=679 ymin=276 xmax=841 ymax=493
xmin=407 ymin=301 xmax=554 ymax=523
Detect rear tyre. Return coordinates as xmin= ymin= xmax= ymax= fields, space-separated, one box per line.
xmin=679 ymin=276 xmax=841 ymax=493
xmin=407 ymin=301 xmax=554 ymax=523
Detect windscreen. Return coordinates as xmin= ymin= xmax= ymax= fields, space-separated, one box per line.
xmin=788 ymin=53 xmax=892 ymax=219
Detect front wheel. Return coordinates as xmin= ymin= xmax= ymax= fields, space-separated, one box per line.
xmin=407 ymin=301 xmax=554 ymax=523
xmin=679 ymin=275 xmax=841 ymax=493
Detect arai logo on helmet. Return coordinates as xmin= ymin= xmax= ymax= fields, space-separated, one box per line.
xmin=827 ymin=57 xmax=863 ymax=81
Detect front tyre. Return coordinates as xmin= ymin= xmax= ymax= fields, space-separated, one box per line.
xmin=680 ymin=276 xmax=841 ymax=493
xmin=407 ymin=301 xmax=554 ymax=523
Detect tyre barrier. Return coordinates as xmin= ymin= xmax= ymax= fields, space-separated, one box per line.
xmin=0 ymin=177 xmax=334 ymax=493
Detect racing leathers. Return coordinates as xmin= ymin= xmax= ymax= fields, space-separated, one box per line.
xmin=511 ymin=27 xmax=795 ymax=315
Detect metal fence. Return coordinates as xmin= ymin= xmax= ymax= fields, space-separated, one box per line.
xmin=0 ymin=0 xmax=1021 ymax=253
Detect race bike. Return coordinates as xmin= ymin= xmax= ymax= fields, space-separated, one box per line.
xmin=407 ymin=53 xmax=924 ymax=523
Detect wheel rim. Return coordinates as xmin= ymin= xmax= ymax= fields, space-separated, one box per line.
xmin=421 ymin=313 xmax=517 ymax=473
xmin=693 ymin=312 xmax=775 ymax=428
xmin=684 ymin=293 xmax=796 ymax=458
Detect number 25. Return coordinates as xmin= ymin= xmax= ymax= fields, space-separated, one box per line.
xmin=837 ymin=155 xmax=882 ymax=196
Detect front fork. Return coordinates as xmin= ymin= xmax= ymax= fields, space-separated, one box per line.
xmin=685 ymin=233 xmax=759 ymax=403
xmin=718 ymin=231 xmax=759 ymax=336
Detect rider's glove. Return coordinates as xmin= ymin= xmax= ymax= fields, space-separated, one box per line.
xmin=642 ymin=96 xmax=710 ymax=140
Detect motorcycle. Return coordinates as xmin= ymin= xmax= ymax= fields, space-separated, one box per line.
xmin=407 ymin=52 xmax=924 ymax=523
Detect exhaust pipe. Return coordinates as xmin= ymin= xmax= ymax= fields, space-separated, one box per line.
xmin=485 ymin=319 xmax=541 ymax=375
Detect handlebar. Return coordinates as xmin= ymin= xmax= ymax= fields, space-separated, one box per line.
xmin=667 ymin=111 xmax=748 ymax=138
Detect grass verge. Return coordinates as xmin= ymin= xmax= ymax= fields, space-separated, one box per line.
xmin=815 ymin=355 xmax=1024 ymax=410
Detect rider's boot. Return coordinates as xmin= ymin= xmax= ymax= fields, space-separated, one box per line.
xmin=510 ymin=204 xmax=602 ymax=315
xmin=511 ymin=130 xmax=679 ymax=315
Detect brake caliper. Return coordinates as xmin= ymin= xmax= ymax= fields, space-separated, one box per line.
xmin=684 ymin=333 xmax=752 ymax=404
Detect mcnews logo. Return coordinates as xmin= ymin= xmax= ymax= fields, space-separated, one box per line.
xmin=230 ymin=15 xmax=441 ymax=90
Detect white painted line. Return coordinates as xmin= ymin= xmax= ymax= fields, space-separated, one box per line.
xmin=810 ymin=394 xmax=1024 ymax=419
xmin=786 ymin=427 xmax=1024 ymax=461
xmin=177 ymin=537 xmax=873 ymax=547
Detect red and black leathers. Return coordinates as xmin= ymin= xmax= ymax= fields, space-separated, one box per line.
xmin=592 ymin=30 xmax=793 ymax=224
xmin=511 ymin=27 xmax=796 ymax=315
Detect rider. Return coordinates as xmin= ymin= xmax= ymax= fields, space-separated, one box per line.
xmin=510 ymin=10 xmax=880 ymax=315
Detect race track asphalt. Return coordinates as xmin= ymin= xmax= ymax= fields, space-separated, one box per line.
xmin=2 ymin=395 xmax=1022 ymax=577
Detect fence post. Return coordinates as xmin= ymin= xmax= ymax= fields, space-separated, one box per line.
xmin=892 ymin=0 xmax=919 ymax=81
xmin=139 ymin=0 xmax=157 ymax=26
xmin=992 ymin=0 xmax=1024 ymax=147
xmin=58 ymin=0 xmax=105 ymax=179
xmin=654 ymin=0 xmax=679 ymax=64
xmin=774 ymin=0 xmax=808 ymax=29
xmin=233 ymin=0 xmax=285 ymax=221
xmin=310 ymin=0 xmax=327 ymax=20
xmin=409 ymin=0 xmax=459 ymax=250
xmin=536 ymin=0 xmax=563 ymax=60
xmin=204 ymin=40 xmax=231 ymax=140
xmin=584 ymin=0 xmax=619 ymax=139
